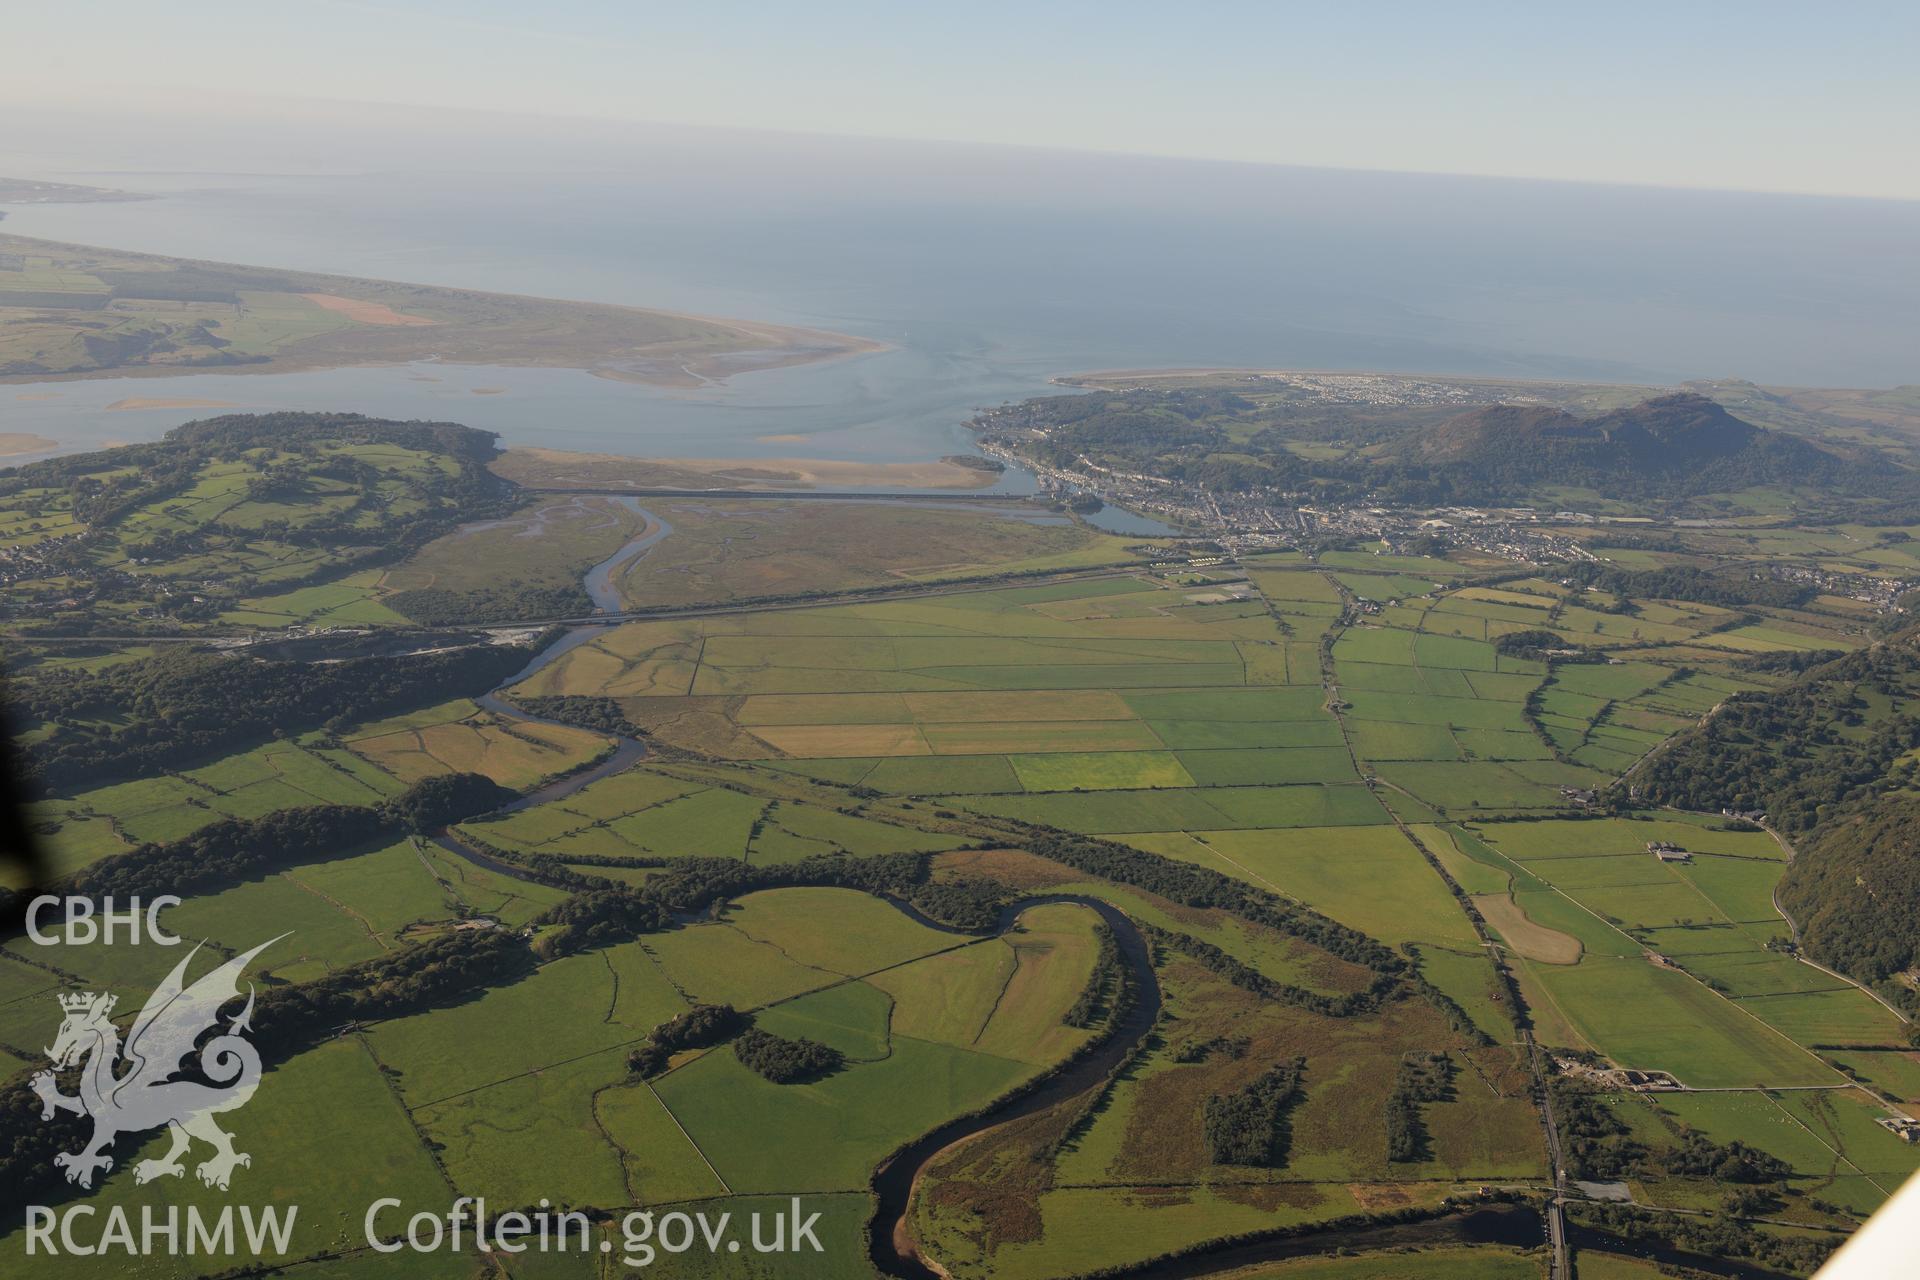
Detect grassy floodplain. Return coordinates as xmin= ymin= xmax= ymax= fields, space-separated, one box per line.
xmin=7 ymin=430 xmax=1917 ymax=1279
xmin=482 ymin=540 xmax=1911 ymax=1263
xmin=573 ymin=496 xmax=1150 ymax=612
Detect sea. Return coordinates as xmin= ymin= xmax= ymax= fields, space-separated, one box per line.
xmin=3 ymin=150 xmax=1918 ymax=467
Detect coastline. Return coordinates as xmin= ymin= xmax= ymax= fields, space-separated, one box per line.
xmin=1052 ymin=365 xmax=1670 ymax=393
xmin=0 ymin=231 xmax=889 ymax=390
xmin=1048 ymin=366 xmax=1920 ymax=439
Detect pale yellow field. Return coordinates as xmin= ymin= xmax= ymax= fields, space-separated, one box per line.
xmin=349 ymin=713 xmax=611 ymax=789
xmin=920 ymin=719 xmax=1166 ymax=755
xmin=1472 ymin=893 xmax=1584 ymax=964
xmin=746 ymin=723 xmax=933 ymax=757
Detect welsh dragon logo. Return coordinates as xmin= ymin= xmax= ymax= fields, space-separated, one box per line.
xmin=31 ymin=936 xmax=284 ymax=1191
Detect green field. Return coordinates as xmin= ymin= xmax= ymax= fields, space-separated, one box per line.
xmin=1127 ymin=825 xmax=1480 ymax=950
xmin=457 ymin=766 xmax=965 ymax=863
xmin=6 ymin=457 xmax=1905 ymax=1279
xmin=0 ymin=1038 xmax=452 ymax=1279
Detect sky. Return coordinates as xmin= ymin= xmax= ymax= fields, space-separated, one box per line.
xmin=7 ymin=0 xmax=1919 ymax=200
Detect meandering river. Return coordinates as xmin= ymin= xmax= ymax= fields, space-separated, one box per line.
xmin=867 ymin=894 xmax=1162 ymax=1278
xmin=426 ymin=509 xmax=1174 ymax=1276
xmin=467 ymin=501 xmax=669 ymax=802
xmin=420 ymin=507 xmax=1711 ymax=1280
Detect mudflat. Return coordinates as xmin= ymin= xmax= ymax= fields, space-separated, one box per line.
xmin=492 ymin=447 xmax=1002 ymax=491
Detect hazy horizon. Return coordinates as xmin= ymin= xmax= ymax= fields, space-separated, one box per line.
xmin=9 ymin=0 xmax=1920 ymax=201
xmin=8 ymin=86 xmax=1920 ymax=210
